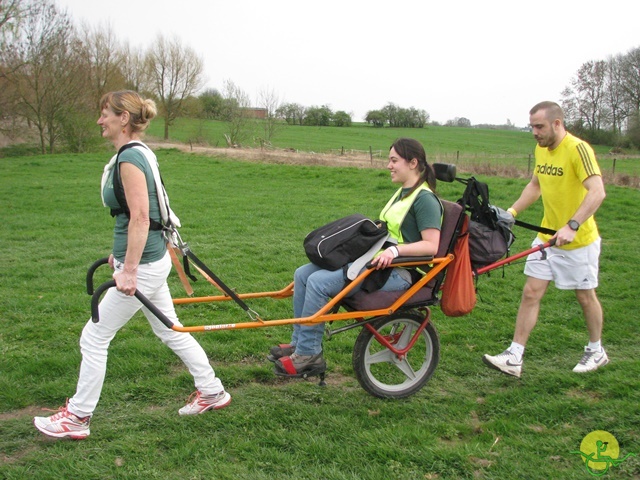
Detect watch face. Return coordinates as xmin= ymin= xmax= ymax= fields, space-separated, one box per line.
xmin=568 ymin=220 xmax=580 ymax=231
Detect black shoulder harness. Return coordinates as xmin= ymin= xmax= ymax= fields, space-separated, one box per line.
xmin=110 ymin=142 xmax=163 ymax=231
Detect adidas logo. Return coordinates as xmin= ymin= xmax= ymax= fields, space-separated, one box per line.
xmin=535 ymin=163 xmax=564 ymax=176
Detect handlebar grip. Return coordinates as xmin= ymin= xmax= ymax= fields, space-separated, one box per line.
xmin=90 ymin=280 xmax=175 ymax=329
xmin=91 ymin=280 xmax=116 ymax=322
xmin=86 ymin=257 xmax=111 ymax=295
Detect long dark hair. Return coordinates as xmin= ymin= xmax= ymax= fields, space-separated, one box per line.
xmin=390 ymin=138 xmax=436 ymax=194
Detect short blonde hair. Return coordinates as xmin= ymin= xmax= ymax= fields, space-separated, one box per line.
xmin=100 ymin=90 xmax=157 ymax=133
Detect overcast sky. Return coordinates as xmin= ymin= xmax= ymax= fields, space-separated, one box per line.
xmin=56 ymin=0 xmax=639 ymax=127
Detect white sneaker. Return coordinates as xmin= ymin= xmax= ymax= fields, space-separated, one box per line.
xmin=179 ymin=390 xmax=231 ymax=415
xmin=573 ymin=347 xmax=609 ymax=373
xmin=33 ymin=405 xmax=91 ymax=439
xmin=482 ymin=350 xmax=522 ymax=378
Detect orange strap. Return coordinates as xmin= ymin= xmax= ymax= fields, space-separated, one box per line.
xmin=168 ymin=245 xmax=194 ymax=296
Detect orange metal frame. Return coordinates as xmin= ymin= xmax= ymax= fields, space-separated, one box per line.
xmin=168 ymin=256 xmax=453 ymax=333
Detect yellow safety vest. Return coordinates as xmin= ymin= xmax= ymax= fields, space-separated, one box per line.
xmin=379 ymin=183 xmax=440 ymax=243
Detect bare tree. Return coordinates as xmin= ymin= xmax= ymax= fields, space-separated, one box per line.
xmin=145 ymin=34 xmax=204 ymax=139
xmin=604 ymin=54 xmax=627 ymax=134
xmin=257 ymin=86 xmax=282 ymax=144
xmin=79 ymin=22 xmax=124 ymax=108
xmin=621 ymin=47 xmax=640 ymax=118
xmin=120 ymin=42 xmax=147 ymax=92
xmin=0 ymin=0 xmax=24 ymax=38
xmin=1 ymin=0 xmax=88 ymax=153
xmin=558 ymin=46 xmax=640 ymax=142
xmin=0 ymin=0 xmax=32 ymax=134
xmin=221 ymin=79 xmax=253 ymax=146
xmin=565 ymin=60 xmax=609 ymax=131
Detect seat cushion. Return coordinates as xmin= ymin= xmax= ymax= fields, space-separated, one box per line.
xmin=342 ymin=285 xmax=436 ymax=311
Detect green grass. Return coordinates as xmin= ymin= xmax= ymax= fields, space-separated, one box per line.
xmin=1 ymin=151 xmax=639 ymax=479
xmin=144 ymin=117 xmax=640 ymax=179
xmin=145 ymin=117 xmax=548 ymax=154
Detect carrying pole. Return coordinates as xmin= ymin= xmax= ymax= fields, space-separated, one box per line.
xmin=181 ymin=244 xmax=262 ymax=321
xmin=475 ymin=239 xmax=555 ymax=276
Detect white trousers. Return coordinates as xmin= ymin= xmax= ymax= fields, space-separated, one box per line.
xmin=68 ymin=252 xmax=223 ymax=418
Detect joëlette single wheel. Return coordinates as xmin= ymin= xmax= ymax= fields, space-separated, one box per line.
xmin=352 ymin=311 xmax=439 ymax=399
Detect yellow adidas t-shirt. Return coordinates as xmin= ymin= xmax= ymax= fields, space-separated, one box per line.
xmin=534 ymin=132 xmax=601 ymax=250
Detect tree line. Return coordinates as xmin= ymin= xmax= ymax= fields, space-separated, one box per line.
xmin=561 ymin=46 xmax=640 ymax=148
xmin=365 ymin=104 xmax=429 ymax=128
xmin=2 ymin=0 xmax=640 ymax=154
xmin=273 ymin=103 xmax=353 ymax=127
xmin=0 ymin=0 xmax=208 ymax=153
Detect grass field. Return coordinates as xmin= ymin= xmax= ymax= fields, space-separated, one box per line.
xmin=1 ymin=149 xmax=639 ymax=479
xmin=147 ymin=119 xmax=540 ymax=155
xmin=143 ymin=118 xmax=640 ymax=182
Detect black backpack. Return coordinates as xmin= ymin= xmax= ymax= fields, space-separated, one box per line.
xmin=304 ymin=214 xmax=389 ymax=271
xmin=459 ymin=177 xmax=515 ymax=268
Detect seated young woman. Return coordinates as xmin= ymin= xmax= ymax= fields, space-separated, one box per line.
xmin=271 ymin=137 xmax=443 ymax=377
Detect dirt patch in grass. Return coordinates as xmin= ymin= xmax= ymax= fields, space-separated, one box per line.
xmin=0 ymin=405 xmax=46 ymax=421
xmin=258 ymin=368 xmax=358 ymax=390
xmin=2 ymin=445 xmax=40 ymax=465
xmin=148 ymin=141 xmax=387 ymax=170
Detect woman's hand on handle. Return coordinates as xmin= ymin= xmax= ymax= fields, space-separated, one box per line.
xmin=113 ymin=268 xmax=138 ymax=296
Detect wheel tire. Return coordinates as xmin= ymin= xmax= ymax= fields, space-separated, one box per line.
xmin=352 ymin=311 xmax=439 ymax=399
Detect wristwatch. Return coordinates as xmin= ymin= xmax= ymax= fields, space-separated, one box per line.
xmin=567 ymin=219 xmax=580 ymax=231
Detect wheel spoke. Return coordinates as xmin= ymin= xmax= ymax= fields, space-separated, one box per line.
xmin=365 ymin=348 xmax=395 ymax=365
xmin=393 ymin=357 xmax=418 ymax=380
xmin=395 ymin=322 xmax=416 ymax=349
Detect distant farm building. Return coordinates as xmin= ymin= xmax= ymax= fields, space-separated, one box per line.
xmin=244 ymin=108 xmax=267 ymax=119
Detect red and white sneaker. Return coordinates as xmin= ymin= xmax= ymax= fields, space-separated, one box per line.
xmin=179 ymin=390 xmax=231 ymax=415
xmin=33 ymin=405 xmax=91 ymax=440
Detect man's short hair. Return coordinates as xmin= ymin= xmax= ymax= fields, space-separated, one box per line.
xmin=530 ymin=101 xmax=564 ymax=123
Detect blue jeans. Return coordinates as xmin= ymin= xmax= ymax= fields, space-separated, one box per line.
xmin=291 ymin=263 xmax=412 ymax=355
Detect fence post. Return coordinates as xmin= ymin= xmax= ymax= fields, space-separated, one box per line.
xmin=528 ymin=154 xmax=532 ymax=174
xmin=370 ymin=146 xmax=373 ymax=165
xmin=613 ymin=158 xmax=616 ymax=175
xmin=456 ymin=151 xmax=459 ymax=163
xmin=341 ymin=146 xmax=344 ymax=155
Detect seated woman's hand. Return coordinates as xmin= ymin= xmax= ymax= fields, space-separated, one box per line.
xmin=371 ymin=247 xmax=398 ymax=270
